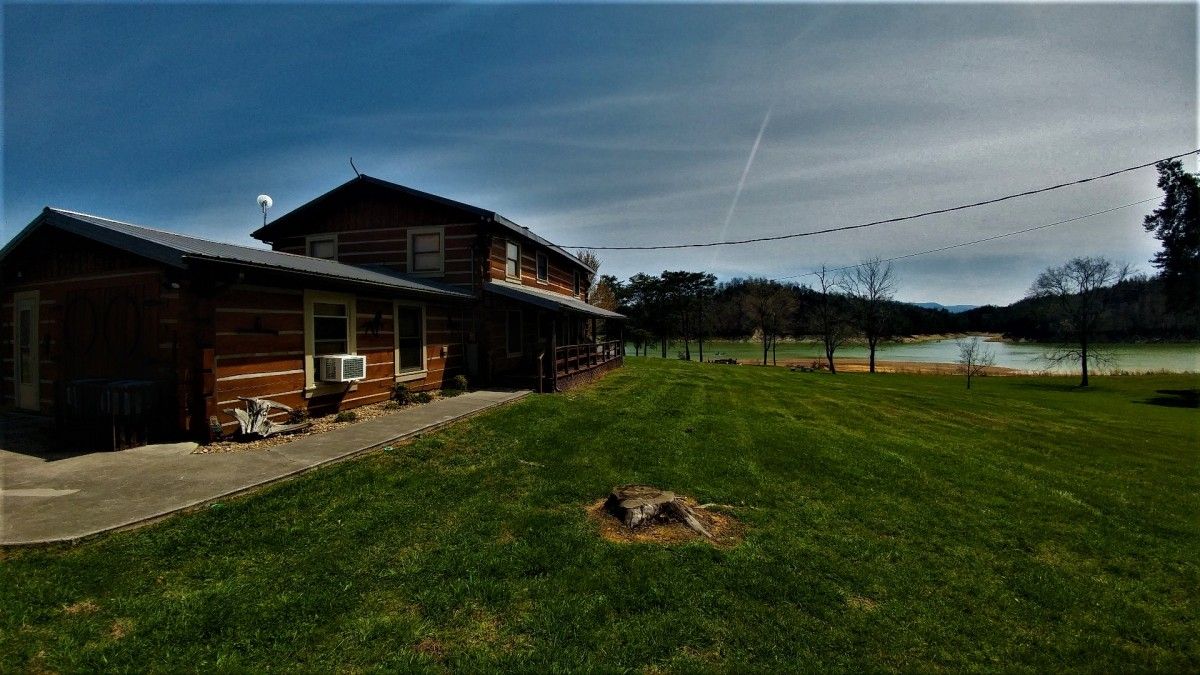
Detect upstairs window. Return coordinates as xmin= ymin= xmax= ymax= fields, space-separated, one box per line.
xmin=574 ymin=270 xmax=582 ymax=297
xmin=307 ymin=235 xmax=337 ymax=260
xmin=505 ymin=241 xmax=520 ymax=280
xmin=408 ymin=227 xmax=444 ymax=275
xmin=536 ymin=252 xmax=549 ymax=283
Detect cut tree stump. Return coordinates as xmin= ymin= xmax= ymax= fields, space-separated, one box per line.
xmin=604 ymin=485 xmax=712 ymax=538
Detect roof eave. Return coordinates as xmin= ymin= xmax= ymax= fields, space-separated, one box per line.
xmin=1 ymin=208 xmax=190 ymax=269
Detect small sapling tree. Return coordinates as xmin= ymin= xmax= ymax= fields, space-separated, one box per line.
xmin=956 ymin=336 xmax=996 ymax=389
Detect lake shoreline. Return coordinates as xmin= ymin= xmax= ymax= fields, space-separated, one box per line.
xmin=635 ymin=337 xmax=1200 ymax=374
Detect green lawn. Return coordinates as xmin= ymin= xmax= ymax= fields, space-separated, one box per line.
xmin=3 ymin=360 xmax=1198 ymax=671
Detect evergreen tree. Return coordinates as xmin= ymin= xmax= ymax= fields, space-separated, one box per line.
xmin=1143 ymin=159 xmax=1200 ymax=311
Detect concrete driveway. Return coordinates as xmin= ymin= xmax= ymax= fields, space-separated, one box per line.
xmin=1 ymin=389 xmax=530 ymax=545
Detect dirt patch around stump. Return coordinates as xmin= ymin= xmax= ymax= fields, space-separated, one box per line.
xmin=586 ymin=496 xmax=744 ymax=547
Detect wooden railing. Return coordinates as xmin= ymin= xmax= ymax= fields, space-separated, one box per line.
xmin=554 ymin=339 xmax=623 ymax=376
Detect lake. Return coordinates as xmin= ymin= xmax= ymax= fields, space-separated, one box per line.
xmin=632 ymin=337 xmax=1200 ymax=374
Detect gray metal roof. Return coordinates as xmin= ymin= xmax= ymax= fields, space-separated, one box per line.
xmin=483 ymin=280 xmax=625 ymax=319
xmin=2 ymin=208 xmax=474 ymax=300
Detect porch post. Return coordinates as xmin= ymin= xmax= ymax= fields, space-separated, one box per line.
xmin=551 ymin=319 xmax=558 ymax=392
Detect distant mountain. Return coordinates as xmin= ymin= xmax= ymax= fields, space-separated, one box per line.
xmin=913 ymin=302 xmax=979 ymax=314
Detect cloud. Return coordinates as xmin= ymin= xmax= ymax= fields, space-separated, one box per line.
xmin=2 ymin=3 xmax=1194 ymax=305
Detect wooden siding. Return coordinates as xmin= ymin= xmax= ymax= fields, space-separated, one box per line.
xmin=207 ymin=287 xmax=467 ymax=434
xmin=256 ymin=185 xmax=486 ymax=288
xmin=485 ymin=237 xmax=590 ymax=300
xmin=0 ymin=228 xmax=183 ymax=419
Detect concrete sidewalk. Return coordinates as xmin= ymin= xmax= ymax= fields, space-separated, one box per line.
xmin=1 ymin=389 xmax=531 ymax=545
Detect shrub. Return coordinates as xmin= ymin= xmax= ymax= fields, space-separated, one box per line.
xmin=334 ymin=410 xmax=358 ymax=423
xmin=392 ymin=383 xmax=412 ymax=405
xmin=287 ymin=408 xmax=310 ymax=424
xmin=413 ymin=392 xmax=433 ymax=404
xmin=440 ymin=388 xmax=464 ymax=398
xmin=451 ymin=374 xmax=469 ymax=391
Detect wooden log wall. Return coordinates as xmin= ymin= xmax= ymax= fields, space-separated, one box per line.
xmin=272 ymin=223 xmax=480 ymax=288
xmin=208 ymin=284 xmax=468 ymax=436
xmin=257 ymin=185 xmax=486 ymax=289
xmin=485 ymin=237 xmax=590 ymax=300
xmin=0 ymin=228 xmax=181 ymax=418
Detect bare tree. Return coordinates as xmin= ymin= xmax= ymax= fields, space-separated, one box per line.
xmin=842 ymin=257 xmax=897 ymax=373
xmin=955 ymin=336 xmax=996 ymax=389
xmin=742 ymin=279 xmax=795 ymax=366
xmin=1028 ymin=256 xmax=1129 ymax=387
xmin=811 ymin=265 xmax=852 ymax=374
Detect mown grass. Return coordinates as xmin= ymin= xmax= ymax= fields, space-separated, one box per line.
xmin=2 ymin=359 xmax=1197 ymax=671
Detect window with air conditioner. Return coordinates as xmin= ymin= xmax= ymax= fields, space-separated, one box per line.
xmin=304 ymin=291 xmax=357 ymax=393
xmin=408 ymin=227 xmax=444 ymax=275
xmin=312 ymin=302 xmax=349 ymax=357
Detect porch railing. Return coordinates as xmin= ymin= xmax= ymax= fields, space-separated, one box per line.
xmin=554 ymin=339 xmax=623 ymax=376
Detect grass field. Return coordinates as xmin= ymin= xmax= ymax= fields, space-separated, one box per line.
xmin=2 ymin=359 xmax=1198 ymax=671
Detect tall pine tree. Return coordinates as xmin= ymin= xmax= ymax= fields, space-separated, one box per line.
xmin=1143 ymin=159 xmax=1200 ymax=311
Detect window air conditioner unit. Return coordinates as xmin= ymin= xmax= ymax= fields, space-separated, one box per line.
xmin=317 ymin=354 xmax=366 ymax=382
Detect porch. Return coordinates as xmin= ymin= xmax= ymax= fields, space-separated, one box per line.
xmin=482 ymin=281 xmax=626 ymax=392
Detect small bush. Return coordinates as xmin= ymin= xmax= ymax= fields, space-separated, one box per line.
xmin=413 ymin=392 xmax=433 ymax=404
xmin=335 ymin=410 xmax=358 ymax=423
xmin=287 ymin=408 xmax=310 ymax=424
xmin=392 ymin=383 xmax=412 ymax=405
xmin=441 ymin=388 xmax=465 ymax=398
xmin=451 ymin=374 xmax=469 ymax=391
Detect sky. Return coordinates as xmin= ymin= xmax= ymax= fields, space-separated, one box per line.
xmin=2 ymin=3 xmax=1196 ymax=306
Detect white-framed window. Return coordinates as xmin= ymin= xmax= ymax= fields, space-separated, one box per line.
xmin=306 ymin=234 xmax=337 ymax=260
xmin=505 ymin=241 xmax=520 ymax=280
xmin=303 ymin=290 xmax=357 ymax=393
xmin=536 ymin=252 xmax=549 ymax=283
xmin=394 ymin=302 xmax=427 ymax=379
xmin=313 ymin=302 xmax=349 ymax=355
xmin=505 ymin=309 xmax=522 ymax=356
xmin=407 ymin=226 xmax=444 ymax=275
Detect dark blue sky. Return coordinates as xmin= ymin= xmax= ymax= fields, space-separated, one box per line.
xmin=3 ymin=3 xmax=1195 ymax=304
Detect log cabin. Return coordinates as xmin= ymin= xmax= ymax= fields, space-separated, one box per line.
xmin=0 ymin=175 xmax=624 ymax=447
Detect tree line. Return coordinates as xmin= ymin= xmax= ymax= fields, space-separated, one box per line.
xmin=588 ymin=159 xmax=1198 ymax=387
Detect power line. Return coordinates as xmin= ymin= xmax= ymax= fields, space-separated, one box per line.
xmin=771 ymin=196 xmax=1159 ymax=281
xmin=567 ymin=149 xmax=1194 ymax=251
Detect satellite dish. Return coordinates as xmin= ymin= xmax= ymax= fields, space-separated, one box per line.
xmin=257 ymin=194 xmax=273 ymax=226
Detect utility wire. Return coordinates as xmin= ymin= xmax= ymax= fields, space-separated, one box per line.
xmin=772 ymin=196 xmax=1159 ymax=281
xmin=567 ymin=149 xmax=1194 ymax=251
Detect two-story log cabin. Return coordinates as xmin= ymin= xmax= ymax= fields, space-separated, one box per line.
xmin=0 ymin=175 xmax=623 ymax=446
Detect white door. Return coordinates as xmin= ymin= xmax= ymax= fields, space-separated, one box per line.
xmin=14 ymin=291 xmax=39 ymax=411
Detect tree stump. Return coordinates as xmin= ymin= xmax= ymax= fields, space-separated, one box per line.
xmin=604 ymin=485 xmax=712 ymax=538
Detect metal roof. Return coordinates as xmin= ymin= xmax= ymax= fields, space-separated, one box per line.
xmin=483 ymin=280 xmax=625 ymax=319
xmin=250 ymin=175 xmax=597 ymax=273
xmin=1 ymin=208 xmax=474 ymax=300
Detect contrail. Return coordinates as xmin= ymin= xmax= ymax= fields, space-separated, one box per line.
xmin=716 ymin=104 xmax=773 ymax=250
